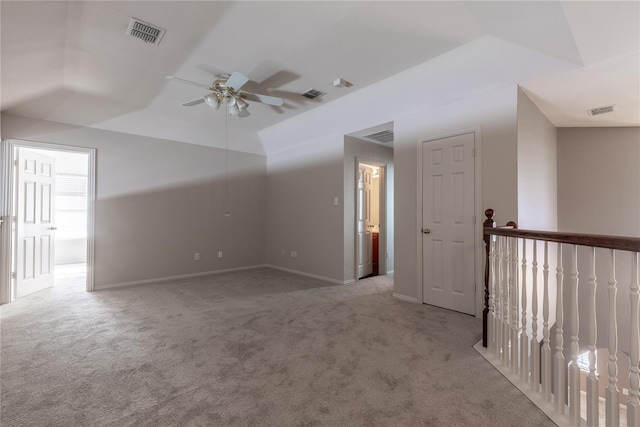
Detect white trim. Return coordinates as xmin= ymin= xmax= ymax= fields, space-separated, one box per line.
xmin=416 ymin=127 xmax=483 ymax=315
xmin=0 ymin=140 xmax=12 ymax=304
xmin=392 ymin=293 xmax=418 ymax=303
xmin=86 ymin=148 xmax=96 ymax=292
xmin=96 ymin=264 xmax=269 ymax=290
xmin=267 ymin=264 xmax=350 ymax=285
xmin=0 ymin=139 xmax=97 ymax=301
xmin=473 ymin=128 xmax=484 ymax=320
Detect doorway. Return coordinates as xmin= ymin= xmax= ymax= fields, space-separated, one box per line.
xmin=356 ymin=159 xmax=386 ymax=280
xmin=0 ymin=140 xmax=96 ymax=303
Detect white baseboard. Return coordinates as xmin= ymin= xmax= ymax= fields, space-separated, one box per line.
xmin=266 ymin=265 xmax=349 ymax=285
xmin=96 ymin=264 xmax=269 ymax=290
xmin=392 ymin=293 xmax=418 ymax=303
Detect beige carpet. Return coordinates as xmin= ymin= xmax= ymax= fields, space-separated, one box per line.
xmin=1 ymin=268 xmax=554 ymax=426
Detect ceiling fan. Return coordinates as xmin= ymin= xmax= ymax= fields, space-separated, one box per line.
xmin=166 ymin=71 xmax=284 ymax=117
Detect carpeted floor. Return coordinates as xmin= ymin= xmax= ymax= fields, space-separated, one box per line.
xmin=0 ymin=268 xmax=554 ymax=426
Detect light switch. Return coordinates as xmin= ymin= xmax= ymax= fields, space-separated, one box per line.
xmin=333 ymin=197 xmax=339 ymax=206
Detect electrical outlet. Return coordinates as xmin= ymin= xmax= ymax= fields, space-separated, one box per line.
xmin=291 ymin=251 xmax=297 ymax=258
xmin=194 ymin=252 xmax=200 ymax=261
xmin=218 ymin=251 xmax=223 ymax=258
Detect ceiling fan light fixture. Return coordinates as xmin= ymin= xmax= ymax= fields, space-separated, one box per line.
xmin=225 ymin=94 xmax=237 ymax=106
xmin=228 ymin=103 xmax=240 ymax=115
xmin=204 ymin=93 xmax=216 ymax=106
xmin=169 ymin=71 xmax=283 ymax=116
xmin=236 ymin=97 xmax=249 ymax=111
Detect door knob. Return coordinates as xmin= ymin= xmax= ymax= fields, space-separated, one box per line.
xmin=48 ymin=226 xmax=58 ymax=230
xmin=422 ymin=228 xmax=431 ymax=234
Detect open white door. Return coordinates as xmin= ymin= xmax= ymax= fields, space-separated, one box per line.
xmin=357 ymin=164 xmax=373 ymax=278
xmin=15 ymin=148 xmax=56 ymax=298
xmin=421 ymin=132 xmax=475 ymax=314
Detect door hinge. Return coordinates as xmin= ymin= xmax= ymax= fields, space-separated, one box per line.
xmin=11 ymin=272 xmax=17 ymax=279
xmin=472 ymin=147 xmax=476 ymax=157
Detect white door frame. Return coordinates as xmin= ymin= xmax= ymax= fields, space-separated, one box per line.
xmin=416 ymin=127 xmax=483 ymax=316
xmin=0 ymin=139 xmax=96 ymax=303
xmin=354 ymin=157 xmax=387 ymax=280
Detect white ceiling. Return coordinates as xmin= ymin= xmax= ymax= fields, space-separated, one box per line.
xmin=1 ymin=1 xmax=638 ymax=154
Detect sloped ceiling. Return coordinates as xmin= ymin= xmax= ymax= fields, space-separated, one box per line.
xmin=1 ymin=1 xmax=638 ymax=155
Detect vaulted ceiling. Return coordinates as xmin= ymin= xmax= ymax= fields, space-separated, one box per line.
xmin=1 ymin=1 xmax=638 ymax=154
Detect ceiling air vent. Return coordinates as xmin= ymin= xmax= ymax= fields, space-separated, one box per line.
xmin=364 ymin=130 xmax=394 ymax=144
xmin=588 ymin=104 xmax=616 ymax=117
xmin=126 ymin=18 xmax=165 ymax=45
xmin=301 ymin=89 xmax=326 ymax=99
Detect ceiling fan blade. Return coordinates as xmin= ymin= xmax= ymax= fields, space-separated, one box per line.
xmin=225 ymin=71 xmax=250 ymax=91
xmin=243 ymin=92 xmax=284 ymax=107
xmin=166 ymin=76 xmax=210 ymax=90
xmin=181 ymin=97 xmax=206 ymax=107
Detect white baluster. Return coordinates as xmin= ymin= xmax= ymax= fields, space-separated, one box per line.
xmin=497 ymin=236 xmax=507 ymax=364
xmin=542 ymin=241 xmax=552 ymax=402
xmin=568 ymin=245 xmax=580 ymax=426
xmin=489 ymin=237 xmax=497 ymax=356
xmin=511 ymin=236 xmax=519 ymax=375
xmin=629 ymin=252 xmax=640 ymax=426
xmin=503 ymin=236 xmax=510 ymax=366
xmin=521 ymin=238 xmax=529 ymax=384
xmin=606 ymin=249 xmax=619 ymax=427
xmin=554 ymin=243 xmax=566 ymax=414
xmin=495 ymin=235 xmax=504 ymax=358
xmin=531 ymin=240 xmax=540 ymax=392
xmin=495 ymin=236 xmax=502 ymax=358
xmin=586 ymin=247 xmax=598 ymax=426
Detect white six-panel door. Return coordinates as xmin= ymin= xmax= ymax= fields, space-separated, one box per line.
xmin=15 ymin=148 xmax=56 ymax=298
xmin=421 ymin=133 xmax=475 ymax=314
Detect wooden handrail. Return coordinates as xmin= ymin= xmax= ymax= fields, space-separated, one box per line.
xmin=484 ymin=227 xmax=640 ymax=252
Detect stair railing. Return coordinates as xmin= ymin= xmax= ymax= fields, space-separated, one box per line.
xmin=482 ymin=209 xmax=640 ymax=426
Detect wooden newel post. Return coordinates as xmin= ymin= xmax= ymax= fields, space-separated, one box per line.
xmin=483 ymin=209 xmax=496 ymax=347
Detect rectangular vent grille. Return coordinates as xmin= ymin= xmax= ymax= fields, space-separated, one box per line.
xmin=588 ymin=105 xmax=616 ymax=116
xmin=301 ymin=89 xmax=326 ymax=99
xmin=126 ymin=18 xmax=165 ymax=45
xmin=364 ymin=130 xmax=394 ymax=144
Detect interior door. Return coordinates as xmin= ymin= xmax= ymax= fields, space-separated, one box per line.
xmin=357 ymin=164 xmax=373 ymax=278
xmin=422 ymin=133 xmax=475 ymax=314
xmin=15 ymin=148 xmax=56 ymax=298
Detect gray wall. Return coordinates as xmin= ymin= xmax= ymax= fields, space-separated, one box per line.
xmin=2 ymin=113 xmax=267 ymax=288
xmin=557 ymin=127 xmax=640 ymax=237
xmin=266 ymin=135 xmax=345 ymax=282
xmin=517 ymin=87 xmax=558 ymax=231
